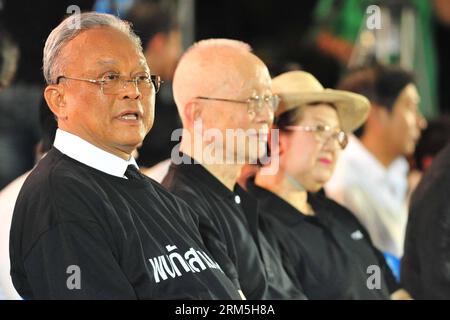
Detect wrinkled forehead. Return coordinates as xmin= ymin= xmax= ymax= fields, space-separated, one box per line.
xmin=92 ymin=57 xmax=148 ymax=71
xmin=61 ymin=27 xmax=148 ymax=74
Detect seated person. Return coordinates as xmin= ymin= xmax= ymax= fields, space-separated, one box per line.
xmin=245 ymin=71 xmax=411 ymax=299
xmin=162 ymin=39 xmax=306 ymax=299
xmin=9 ymin=12 xmax=241 ymax=300
xmin=325 ymin=65 xmax=426 ymax=273
xmin=402 ymin=122 xmax=450 ymax=299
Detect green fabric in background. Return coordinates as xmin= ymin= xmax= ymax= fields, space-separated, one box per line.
xmin=312 ymin=0 xmax=438 ymax=117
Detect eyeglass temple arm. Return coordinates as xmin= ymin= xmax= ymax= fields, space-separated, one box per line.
xmin=196 ymin=96 xmax=247 ymax=104
xmin=55 ymin=76 xmax=102 ymax=85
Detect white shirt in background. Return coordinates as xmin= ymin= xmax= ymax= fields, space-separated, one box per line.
xmin=0 ymin=172 xmax=29 ymax=300
xmin=141 ymin=159 xmax=171 ymax=183
xmin=325 ymin=135 xmax=409 ymax=258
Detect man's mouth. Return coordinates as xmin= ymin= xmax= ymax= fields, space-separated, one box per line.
xmin=117 ymin=109 xmax=142 ymax=122
xmin=120 ymin=113 xmax=139 ymax=120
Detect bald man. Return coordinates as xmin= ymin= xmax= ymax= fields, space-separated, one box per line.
xmin=162 ymin=39 xmax=306 ymax=299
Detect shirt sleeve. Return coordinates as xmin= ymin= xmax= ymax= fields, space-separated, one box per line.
xmin=23 ymin=220 xmax=137 ymax=299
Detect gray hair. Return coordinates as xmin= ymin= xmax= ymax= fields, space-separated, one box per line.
xmin=43 ymin=12 xmax=142 ymax=84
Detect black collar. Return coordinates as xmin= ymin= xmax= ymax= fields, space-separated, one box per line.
xmin=167 ymin=156 xmax=263 ymax=248
xmin=246 ymin=177 xmax=316 ymax=226
xmin=168 ymin=154 xmax=235 ymax=200
xmin=246 ymin=177 xmax=338 ymax=232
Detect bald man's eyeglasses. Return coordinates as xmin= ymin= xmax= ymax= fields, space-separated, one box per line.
xmin=56 ymin=73 xmax=163 ymax=95
xmin=196 ymin=95 xmax=280 ymax=118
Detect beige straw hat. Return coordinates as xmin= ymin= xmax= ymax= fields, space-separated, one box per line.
xmin=272 ymin=71 xmax=370 ymax=132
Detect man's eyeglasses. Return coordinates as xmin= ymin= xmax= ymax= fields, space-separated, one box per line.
xmin=56 ymin=73 xmax=163 ymax=96
xmin=196 ymin=95 xmax=280 ymax=119
xmin=285 ymin=124 xmax=348 ymax=149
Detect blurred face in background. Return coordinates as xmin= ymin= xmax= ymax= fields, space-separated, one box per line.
xmin=279 ymin=103 xmax=344 ymax=192
xmin=146 ymin=29 xmax=182 ymax=81
xmin=163 ymin=29 xmax=182 ymax=81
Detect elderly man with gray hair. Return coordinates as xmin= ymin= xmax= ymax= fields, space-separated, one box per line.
xmin=9 ymin=12 xmax=241 ymax=300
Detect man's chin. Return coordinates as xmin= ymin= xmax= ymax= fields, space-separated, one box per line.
xmin=116 ymin=140 xmax=143 ymax=157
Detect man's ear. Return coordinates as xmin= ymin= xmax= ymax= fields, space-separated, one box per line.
xmin=44 ymin=84 xmax=67 ymax=120
xmin=183 ymin=101 xmax=202 ymax=125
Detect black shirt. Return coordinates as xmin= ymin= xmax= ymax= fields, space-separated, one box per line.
xmin=247 ymin=179 xmax=400 ymax=299
xmin=10 ymin=148 xmax=241 ymax=300
xmin=402 ymin=143 xmax=450 ymax=299
xmin=162 ymin=157 xmax=306 ymax=300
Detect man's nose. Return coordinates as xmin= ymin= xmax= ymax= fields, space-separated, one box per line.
xmin=254 ymin=102 xmax=274 ymax=125
xmin=416 ymin=112 xmax=427 ymax=130
xmin=118 ymin=80 xmax=142 ymax=100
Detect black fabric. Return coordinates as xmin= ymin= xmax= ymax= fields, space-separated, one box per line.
xmin=247 ymin=178 xmax=399 ymax=300
xmin=161 ymin=156 xmax=306 ymax=300
xmin=9 ymin=148 xmax=241 ymax=300
xmin=402 ymin=143 xmax=450 ymax=299
xmin=124 ymin=164 xmax=143 ymax=180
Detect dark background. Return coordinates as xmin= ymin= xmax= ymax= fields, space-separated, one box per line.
xmin=0 ymin=0 xmax=449 ymax=111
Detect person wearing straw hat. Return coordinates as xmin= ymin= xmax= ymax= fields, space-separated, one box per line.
xmin=244 ymin=70 xmax=411 ymax=299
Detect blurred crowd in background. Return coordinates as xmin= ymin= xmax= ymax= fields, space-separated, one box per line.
xmin=1 ymin=0 xmax=450 ymax=187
